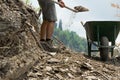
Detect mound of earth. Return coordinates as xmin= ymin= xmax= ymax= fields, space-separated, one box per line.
xmin=0 ymin=0 xmax=120 ymax=80
xmin=0 ymin=0 xmax=41 ymax=80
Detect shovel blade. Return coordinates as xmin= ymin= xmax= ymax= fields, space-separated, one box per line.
xmin=74 ymin=6 xmax=89 ymax=12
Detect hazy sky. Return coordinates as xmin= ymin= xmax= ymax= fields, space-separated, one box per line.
xmin=29 ymin=0 xmax=120 ymax=43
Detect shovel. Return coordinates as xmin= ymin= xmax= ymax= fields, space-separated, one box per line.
xmin=52 ymin=0 xmax=89 ymax=13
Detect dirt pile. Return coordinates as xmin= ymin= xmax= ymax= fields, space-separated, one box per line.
xmin=0 ymin=0 xmax=120 ymax=80
xmin=0 ymin=0 xmax=39 ymax=57
xmin=0 ymin=0 xmax=41 ymax=80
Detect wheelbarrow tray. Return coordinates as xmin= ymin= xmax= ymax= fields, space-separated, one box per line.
xmin=83 ymin=21 xmax=120 ymax=61
xmin=84 ymin=21 xmax=120 ymax=42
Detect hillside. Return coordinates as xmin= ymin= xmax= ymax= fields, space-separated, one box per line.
xmin=0 ymin=0 xmax=120 ymax=80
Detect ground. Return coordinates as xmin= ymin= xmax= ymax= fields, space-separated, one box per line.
xmin=0 ymin=0 xmax=120 ymax=80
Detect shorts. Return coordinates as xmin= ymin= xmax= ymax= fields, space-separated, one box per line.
xmin=38 ymin=0 xmax=57 ymax=22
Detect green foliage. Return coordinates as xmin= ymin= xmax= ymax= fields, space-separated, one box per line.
xmin=21 ymin=0 xmax=30 ymax=4
xmin=54 ymin=26 xmax=87 ymax=52
xmin=58 ymin=19 xmax=63 ymax=30
xmin=25 ymin=0 xmax=30 ymax=4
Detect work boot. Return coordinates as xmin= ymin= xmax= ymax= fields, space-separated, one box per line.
xmin=46 ymin=40 xmax=60 ymax=52
xmin=40 ymin=41 xmax=49 ymax=51
xmin=46 ymin=39 xmax=66 ymax=51
xmin=40 ymin=41 xmax=59 ymax=52
xmin=48 ymin=46 xmax=60 ymax=52
xmin=46 ymin=39 xmax=53 ymax=47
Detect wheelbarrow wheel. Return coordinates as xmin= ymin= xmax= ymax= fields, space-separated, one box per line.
xmin=100 ymin=36 xmax=109 ymax=61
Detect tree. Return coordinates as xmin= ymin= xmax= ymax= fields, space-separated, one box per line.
xmin=58 ymin=19 xmax=63 ymax=30
xmin=54 ymin=27 xmax=87 ymax=52
xmin=25 ymin=0 xmax=30 ymax=4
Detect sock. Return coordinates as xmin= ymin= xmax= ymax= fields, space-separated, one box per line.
xmin=40 ymin=39 xmax=45 ymax=41
xmin=46 ymin=38 xmax=51 ymax=41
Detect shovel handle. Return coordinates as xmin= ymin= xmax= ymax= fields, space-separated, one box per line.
xmin=53 ymin=0 xmax=78 ymax=13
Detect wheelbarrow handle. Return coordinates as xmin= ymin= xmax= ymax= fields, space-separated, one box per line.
xmin=52 ymin=0 xmax=78 ymax=13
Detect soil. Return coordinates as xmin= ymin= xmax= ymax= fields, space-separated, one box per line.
xmin=0 ymin=0 xmax=120 ymax=80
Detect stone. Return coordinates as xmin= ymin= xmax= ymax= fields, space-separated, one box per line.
xmin=81 ymin=63 xmax=94 ymax=70
xmin=85 ymin=76 xmax=100 ymax=80
xmin=67 ymin=73 xmax=74 ymax=78
xmin=55 ymin=74 xmax=63 ymax=79
xmin=48 ymin=52 xmax=56 ymax=56
xmin=47 ymin=58 xmax=60 ymax=63
xmin=70 ymin=67 xmax=77 ymax=73
xmin=59 ymin=68 xmax=68 ymax=72
xmin=27 ymin=72 xmax=36 ymax=77
xmin=43 ymin=77 xmax=50 ymax=80
xmin=64 ymin=57 xmax=69 ymax=62
xmin=28 ymin=78 xmax=38 ymax=80
xmin=45 ymin=66 xmax=52 ymax=71
xmin=35 ymin=72 xmax=42 ymax=77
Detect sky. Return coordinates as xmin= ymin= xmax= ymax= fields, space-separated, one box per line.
xmin=28 ymin=0 xmax=120 ymax=43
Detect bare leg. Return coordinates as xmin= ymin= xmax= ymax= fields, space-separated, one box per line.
xmin=46 ymin=21 xmax=55 ymax=39
xmin=40 ymin=20 xmax=48 ymax=40
xmin=40 ymin=21 xmax=59 ymax=52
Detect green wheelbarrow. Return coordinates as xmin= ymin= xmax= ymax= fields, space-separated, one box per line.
xmin=83 ymin=21 xmax=120 ymax=61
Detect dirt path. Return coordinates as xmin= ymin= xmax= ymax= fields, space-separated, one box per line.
xmin=0 ymin=0 xmax=120 ymax=80
xmin=18 ymin=51 xmax=120 ymax=80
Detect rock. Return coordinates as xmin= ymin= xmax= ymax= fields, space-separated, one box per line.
xmin=48 ymin=52 xmax=56 ymax=56
xmin=43 ymin=77 xmax=50 ymax=80
xmin=67 ymin=73 xmax=74 ymax=78
xmin=103 ymin=68 xmax=109 ymax=72
xmin=59 ymin=68 xmax=69 ymax=72
xmin=112 ymin=77 xmax=119 ymax=80
xmin=19 ymin=63 xmax=24 ymax=68
xmin=46 ymin=72 xmax=53 ymax=76
xmin=64 ymin=57 xmax=69 ymax=62
xmin=45 ymin=66 xmax=52 ymax=71
xmin=70 ymin=67 xmax=77 ymax=73
xmin=75 ymin=61 xmax=81 ymax=64
xmin=27 ymin=72 xmax=36 ymax=77
xmin=81 ymin=62 xmax=94 ymax=70
xmin=55 ymin=74 xmax=63 ymax=79
xmin=35 ymin=72 xmax=42 ymax=77
xmin=28 ymin=78 xmax=38 ymax=80
xmin=85 ymin=76 xmax=100 ymax=80
xmin=47 ymin=58 xmax=60 ymax=63
xmin=0 ymin=60 xmax=8 ymax=69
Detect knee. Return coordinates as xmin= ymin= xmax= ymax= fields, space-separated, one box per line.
xmin=48 ymin=21 xmax=55 ymax=24
xmin=43 ymin=20 xmax=56 ymax=25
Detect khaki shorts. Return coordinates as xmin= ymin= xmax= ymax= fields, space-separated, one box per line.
xmin=38 ymin=0 xmax=57 ymax=22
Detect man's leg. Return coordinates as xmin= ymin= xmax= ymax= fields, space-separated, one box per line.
xmin=40 ymin=21 xmax=59 ymax=52
xmin=40 ymin=20 xmax=52 ymax=51
xmin=46 ymin=21 xmax=55 ymax=40
xmin=38 ymin=0 xmax=59 ymax=52
xmin=40 ymin=20 xmax=48 ymax=41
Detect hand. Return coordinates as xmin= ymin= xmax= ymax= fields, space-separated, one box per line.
xmin=58 ymin=1 xmax=65 ymax=8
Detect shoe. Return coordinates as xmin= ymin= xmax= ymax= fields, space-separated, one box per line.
xmin=40 ymin=41 xmax=59 ymax=52
xmin=46 ymin=40 xmax=53 ymax=47
xmin=40 ymin=41 xmax=49 ymax=51
xmin=46 ymin=40 xmax=66 ymax=51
